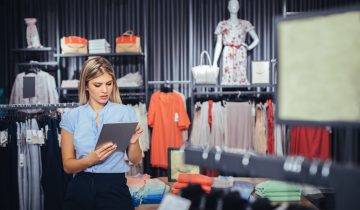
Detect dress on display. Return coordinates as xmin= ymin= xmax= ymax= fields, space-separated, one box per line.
xmin=215 ymin=19 xmax=254 ymax=85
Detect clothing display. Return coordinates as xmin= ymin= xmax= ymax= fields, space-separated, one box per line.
xmin=224 ymin=102 xmax=254 ymax=150
xmin=255 ymin=180 xmax=301 ymax=202
xmin=266 ymin=99 xmax=275 ymax=154
xmin=190 ymin=100 xmax=286 ymax=157
xmin=253 ymin=104 xmax=267 ymax=153
xmin=0 ymin=111 xmax=72 ymax=210
xmin=88 ymin=39 xmax=111 ymax=53
xmin=127 ymin=103 xmax=149 ymax=154
xmin=10 ymin=70 xmax=59 ymax=105
xmin=289 ymin=126 xmax=331 ymax=160
xmin=116 ymin=72 xmax=143 ymax=87
xmin=148 ymin=91 xmax=190 ymax=169
xmin=126 ymin=174 xmax=169 ymax=207
xmin=61 ymin=80 xmax=79 ymax=89
xmin=190 ymin=101 xmax=225 ymax=147
xmin=215 ymin=20 xmax=254 ymax=85
xmin=172 ymin=174 xmax=213 ymax=194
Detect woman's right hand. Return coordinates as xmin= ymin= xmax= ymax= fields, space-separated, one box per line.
xmin=86 ymin=143 xmax=117 ymax=166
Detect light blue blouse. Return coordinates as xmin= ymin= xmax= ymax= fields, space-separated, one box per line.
xmin=59 ymin=101 xmax=137 ymax=173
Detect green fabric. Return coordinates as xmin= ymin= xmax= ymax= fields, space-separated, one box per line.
xmin=256 ymin=191 xmax=301 ymax=198
xmin=261 ymin=195 xmax=301 ymax=202
xmin=255 ymin=180 xmax=300 ymax=193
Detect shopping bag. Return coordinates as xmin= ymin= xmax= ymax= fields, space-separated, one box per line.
xmin=116 ymin=30 xmax=142 ymax=53
xmin=251 ymin=61 xmax=270 ymax=84
xmin=61 ymin=36 xmax=88 ymax=54
xmin=192 ymin=51 xmax=219 ymax=84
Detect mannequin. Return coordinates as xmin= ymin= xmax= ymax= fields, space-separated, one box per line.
xmin=213 ymin=0 xmax=259 ymax=85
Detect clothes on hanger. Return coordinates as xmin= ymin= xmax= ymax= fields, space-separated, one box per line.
xmin=148 ymin=91 xmax=190 ymax=169
xmin=10 ymin=70 xmax=59 ymax=105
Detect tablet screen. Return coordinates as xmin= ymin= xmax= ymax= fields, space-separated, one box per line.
xmin=95 ymin=122 xmax=138 ymax=152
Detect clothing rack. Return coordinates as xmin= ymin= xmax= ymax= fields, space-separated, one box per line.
xmin=183 ymin=144 xmax=360 ymax=210
xmin=193 ymin=91 xmax=274 ymax=96
xmin=0 ymin=103 xmax=79 ymax=110
xmin=147 ymin=80 xmax=191 ymax=85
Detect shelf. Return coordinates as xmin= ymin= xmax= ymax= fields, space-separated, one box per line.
xmin=193 ymin=84 xmax=275 ymax=89
xmin=12 ymin=47 xmax=55 ymax=52
xmin=60 ymin=86 xmax=144 ymax=91
xmin=16 ymin=62 xmax=59 ymax=66
xmin=54 ymin=52 xmax=145 ymax=57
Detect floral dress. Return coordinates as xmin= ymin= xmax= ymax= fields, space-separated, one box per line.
xmin=215 ymin=19 xmax=254 ymax=85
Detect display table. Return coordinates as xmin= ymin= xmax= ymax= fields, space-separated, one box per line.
xmin=135 ymin=177 xmax=318 ymax=210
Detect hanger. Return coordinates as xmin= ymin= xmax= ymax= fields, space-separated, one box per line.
xmin=25 ymin=60 xmax=40 ymax=75
xmin=160 ymin=81 xmax=173 ymax=93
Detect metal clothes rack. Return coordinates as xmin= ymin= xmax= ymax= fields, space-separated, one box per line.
xmin=0 ymin=103 xmax=79 ymax=110
xmin=193 ymin=91 xmax=274 ymax=96
xmin=147 ymin=80 xmax=191 ymax=85
xmin=183 ymin=144 xmax=360 ymax=210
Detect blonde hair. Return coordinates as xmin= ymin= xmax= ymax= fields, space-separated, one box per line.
xmin=78 ymin=57 xmax=122 ymax=104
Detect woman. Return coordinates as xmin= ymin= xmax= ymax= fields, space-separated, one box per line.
xmin=60 ymin=56 xmax=143 ymax=210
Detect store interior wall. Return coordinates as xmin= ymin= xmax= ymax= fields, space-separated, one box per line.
xmin=0 ymin=0 xmax=359 ymax=165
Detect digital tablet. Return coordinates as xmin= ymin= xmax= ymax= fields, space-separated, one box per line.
xmin=95 ymin=122 xmax=138 ymax=152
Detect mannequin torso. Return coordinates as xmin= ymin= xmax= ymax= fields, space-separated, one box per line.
xmin=213 ymin=0 xmax=259 ymax=85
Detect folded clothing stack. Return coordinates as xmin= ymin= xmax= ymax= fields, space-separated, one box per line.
xmin=61 ymin=80 xmax=79 ymax=89
xmin=172 ymin=173 xmax=213 ymax=194
xmin=126 ymin=174 xmax=169 ymax=207
xmin=116 ymin=72 xmax=143 ymax=87
xmin=212 ymin=176 xmax=235 ymax=189
xmin=89 ymin=39 xmax=111 ymax=53
xmin=255 ymin=180 xmax=301 ymax=202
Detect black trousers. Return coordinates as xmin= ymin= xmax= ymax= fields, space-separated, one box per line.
xmin=62 ymin=172 xmax=134 ymax=210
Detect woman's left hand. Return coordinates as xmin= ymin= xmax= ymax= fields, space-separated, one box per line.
xmin=129 ymin=124 xmax=143 ymax=144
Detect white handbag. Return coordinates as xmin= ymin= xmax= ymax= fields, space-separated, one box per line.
xmin=192 ymin=51 xmax=219 ymax=84
xmin=251 ymin=61 xmax=270 ymax=84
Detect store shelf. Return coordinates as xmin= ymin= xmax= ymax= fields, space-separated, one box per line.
xmin=193 ymin=84 xmax=275 ymax=89
xmin=12 ymin=47 xmax=55 ymax=52
xmin=16 ymin=61 xmax=59 ymax=66
xmin=60 ymin=86 xmax=144 ymax=91
xmin=54 ymin=52 xmax=145 ymax=57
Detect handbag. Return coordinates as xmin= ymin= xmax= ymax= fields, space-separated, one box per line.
xmin=192 ymin=51 xmax=219 ymax=84
xmin=116 ymin=30 xmax=142 ymax=53
xmin=60 ymin=36 xmax=88 ymax=54
xmin=251 ymin=61 xmax=270 ymax=84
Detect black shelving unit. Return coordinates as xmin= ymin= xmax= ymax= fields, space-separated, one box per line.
xmin=11 ymin=47 xmax=59 ymax=79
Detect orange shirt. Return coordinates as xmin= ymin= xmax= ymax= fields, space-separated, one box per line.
xmin=148 ymin=92 xmax=190 ymax=168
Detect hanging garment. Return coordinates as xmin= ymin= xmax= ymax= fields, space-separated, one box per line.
xmin=267 ymin=100 xmax=275 ymax=155
xmin=253 ymin=105 xmax=267 ymax=154
xmin=130 ymin=103 xmax=150 ymax=153
xmin=175 ymin=91 xmax=189 ymax=142
xmin=273 ymin=105 xmax=286 ymax=157
xmin=40 ymin=117 xmax=72 ymax=210
xmin=0 ymin=123 xmax=19 ymax=210
xmin=224 ymin=102 xmax=254 ymax=150
xmin=17 ymin=120 xmax=44 ymax=210
xmin=10 ymin=70 xmax=59 ymax=105
xmin=289 ymin=126 xmax=331 ymax=160
xmin=148 ymin=91 xmax=190 ymax=169
xmin=215 ymin=19 xmax=255 ymax=85
xmin=209 ymin=101 xmax=226 ymax=147
xmin=189 ymin=102 xmax=211 ymax=147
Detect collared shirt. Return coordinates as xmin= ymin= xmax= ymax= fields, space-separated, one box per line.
xmin=60 ymin=101 xmax=137 ymax=173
